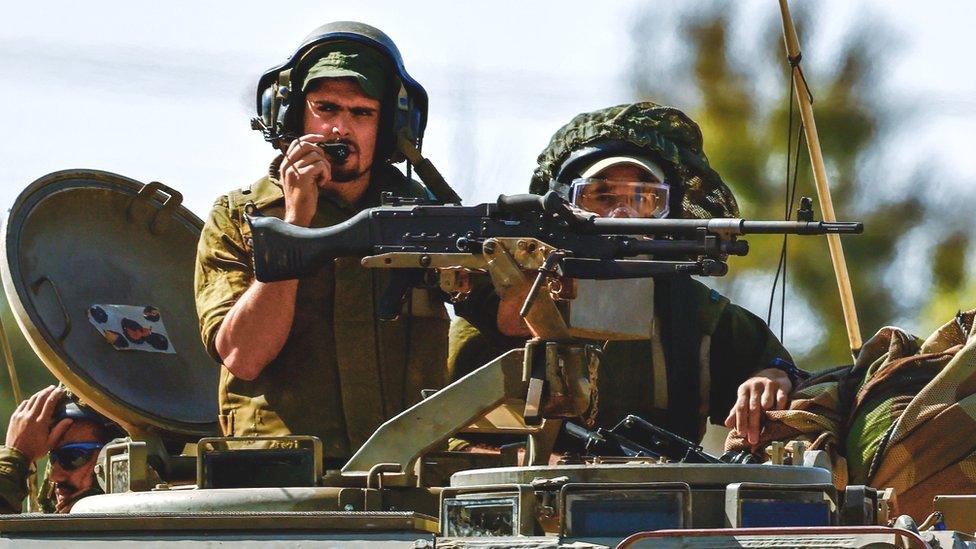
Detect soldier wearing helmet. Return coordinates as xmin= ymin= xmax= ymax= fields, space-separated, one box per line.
xmin=194 ymin=22 xmax=449 ymax=465
xmin=452 ymin=102 xmax=803 ymax=448
xmin=0 ymin=386 xmax=122 ymax=513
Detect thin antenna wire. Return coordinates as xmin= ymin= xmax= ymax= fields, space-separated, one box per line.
xmin=767 ymin=124 xmax=805 ymax=341
xmin=767 ymin=74 xmax=807 ymax=342
xmin=781 ymin=125 xmax=804 ymax=340
xmin=768 ymin=78 xmax=796 ymax=329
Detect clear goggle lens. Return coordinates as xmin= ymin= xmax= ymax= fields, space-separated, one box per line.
xmin=569 ymin=179 xmax=670 ymax=218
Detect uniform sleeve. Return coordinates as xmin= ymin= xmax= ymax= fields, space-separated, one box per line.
xmin=448 ymin=317 xmax=523 ymax=381
xmin=707 ymin=303 xmax=795 ymax=425
xmin=0 ymin=447 xmax=30 ymax=514
xmin=194 ymin=196 xmax=253 ymax=364
xmin=451 ymin=281 xmax=526 ymax=346
xmin=451 ymin=281 xmax=503 ymax=337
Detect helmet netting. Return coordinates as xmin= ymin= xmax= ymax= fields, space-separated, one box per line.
xmin=529 ymin=102 xmax=739 ymax=219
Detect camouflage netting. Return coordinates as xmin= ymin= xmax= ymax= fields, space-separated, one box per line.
xmin=725 ymin=310 xmax=976 ymax=519
xmin=529 ymin=102 xmax=740 ymax=219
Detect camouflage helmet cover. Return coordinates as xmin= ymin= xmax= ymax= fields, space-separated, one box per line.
xmin=529 ymin=102 xmax=740 ymax=219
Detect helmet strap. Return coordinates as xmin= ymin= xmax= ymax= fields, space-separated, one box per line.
xmin=396 ymin=135 xmax=461 ymax=205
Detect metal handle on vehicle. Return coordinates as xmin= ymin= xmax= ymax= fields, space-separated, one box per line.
xmin=364 ymin=463 xmax=402 ymax=512
xmin=30 ymin=276 xmax=71 ymax=341
xmin=366 ymin=463 xmax=401 ymax=490
xmin=126 ymin=181 xmax=184 ymax=235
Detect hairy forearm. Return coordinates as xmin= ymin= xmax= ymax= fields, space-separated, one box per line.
xmin=215 ymin=279 xmax=299 ymax=381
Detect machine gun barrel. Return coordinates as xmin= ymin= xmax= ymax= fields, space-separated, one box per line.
xmin=588 ymin=218 xmax=863 ymax=237
xmin=563 ymin=421 xmax=610 ymax=452
xmin=496 ymin=192 xmax=863 ymax=237
xmin=248 ymin=191 xmax=863 ymax=284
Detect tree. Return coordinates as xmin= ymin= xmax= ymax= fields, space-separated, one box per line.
xmin=628 ymin=3 xmax=972 ymax=367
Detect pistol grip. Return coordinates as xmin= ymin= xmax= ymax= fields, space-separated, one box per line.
xmin=377 ymin=269 xmax=425 ymax=321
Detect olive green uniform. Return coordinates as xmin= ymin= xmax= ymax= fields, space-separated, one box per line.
xmin=0 ymin=447 xmax=29 ymax=514
xmin=0 ymin=447 xmax=102 ymax=514
xmin=195 ymin=163 xmax=450 ymax=461
xmin=451 ymin=101 xmax=794 ymax=443
xmin=451 ymin=278 xmax=792 ymax=442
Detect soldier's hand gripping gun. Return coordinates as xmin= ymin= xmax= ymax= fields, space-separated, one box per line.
xmin=247 ymin=191 xmax=862 ymax=319
xmin=564 ymin=414 xmax=721 ymax=464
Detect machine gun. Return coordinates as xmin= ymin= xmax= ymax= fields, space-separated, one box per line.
xmin=247 ymin=190 xmax=862 ymax=320
xmin=564 ymin=415 xmax=721 ymax=464
xmin=246 ymin=191 xmax=861 ymax=477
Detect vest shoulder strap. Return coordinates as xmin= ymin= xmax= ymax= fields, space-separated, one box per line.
xmin=692 ymin=280 xmax=730 ymax=336
xmin=658 ymin=276 xmax=704 ymax=442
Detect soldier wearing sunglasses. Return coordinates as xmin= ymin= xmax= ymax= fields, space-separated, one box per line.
xmin=0 ymin=386 xmax=119 ymax=513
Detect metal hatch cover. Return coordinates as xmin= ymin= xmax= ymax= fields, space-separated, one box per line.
xmin=0 ymin=169 xmax=218 ymax=440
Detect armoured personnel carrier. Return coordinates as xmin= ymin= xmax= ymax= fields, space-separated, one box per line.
xmin=0 ymin=170 xmax=973 ymax=548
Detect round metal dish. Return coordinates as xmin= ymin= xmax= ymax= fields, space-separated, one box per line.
xmin=0 ymin=169 xmax=218 ymax=440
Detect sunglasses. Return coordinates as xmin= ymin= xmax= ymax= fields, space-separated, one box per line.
xmin=50 ymin=442 xmax=103 ymax=471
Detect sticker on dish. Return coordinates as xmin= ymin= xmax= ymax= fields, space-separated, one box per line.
xmin=88 ymin=305 xmax=175 ymax=354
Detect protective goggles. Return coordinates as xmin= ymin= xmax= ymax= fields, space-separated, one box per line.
xmin=50 ymin=442 xmax=103 ymax=471
xmin=569 ymin=179 xmax=670 ymax=218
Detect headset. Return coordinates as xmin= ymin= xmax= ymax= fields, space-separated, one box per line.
xmin=252 ymin=21 xmax=428 ymax=163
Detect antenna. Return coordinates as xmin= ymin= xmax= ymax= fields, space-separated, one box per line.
xmin=778 ymin=0 xmax=863 ymax=357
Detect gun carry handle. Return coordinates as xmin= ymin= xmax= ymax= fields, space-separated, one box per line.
xmin=496 ymin=193 xmax=545 ymax=215
xmin=496 ymin=192 xmax=593 ymax=228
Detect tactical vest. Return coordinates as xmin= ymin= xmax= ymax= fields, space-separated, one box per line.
xmin=593 ymin=276 xmax=729 ymax=443
xmin=449 ymin=276 xmax=730 ymax=444
xmin=215 ymin=169 xmax=449 ymax=458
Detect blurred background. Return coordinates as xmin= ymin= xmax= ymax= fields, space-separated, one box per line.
xmin=0 ymin=0 xmax=973 ymax=431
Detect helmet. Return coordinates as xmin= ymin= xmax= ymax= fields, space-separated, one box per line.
xmin=54 ymin=397 xmax=125 ymax=442
xmin=530 ymin=102 xmax=740 ymax=219
xmin=253 ymin=21 xmax=428 ymax=163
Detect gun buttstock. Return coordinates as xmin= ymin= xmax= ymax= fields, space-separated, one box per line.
xmin=248 ymin=216 xmax=314 ymax=281
xmin=247 ymin=212 xmax=372 ymax=282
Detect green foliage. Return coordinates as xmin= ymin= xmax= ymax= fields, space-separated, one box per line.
xmin=629 ymin=4 xmax=972 ymax=368
xmin=0 ymin=287 xmax=57 ymax=429
xmin=932 ymin=232 xmax=968 ymax=293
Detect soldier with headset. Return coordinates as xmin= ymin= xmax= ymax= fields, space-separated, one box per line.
xmin=194 ymin=22 xmax=451 ymax=466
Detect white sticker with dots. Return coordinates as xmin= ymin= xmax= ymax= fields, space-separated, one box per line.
xmin=87 ymin=304 xmax=175 ymax=354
